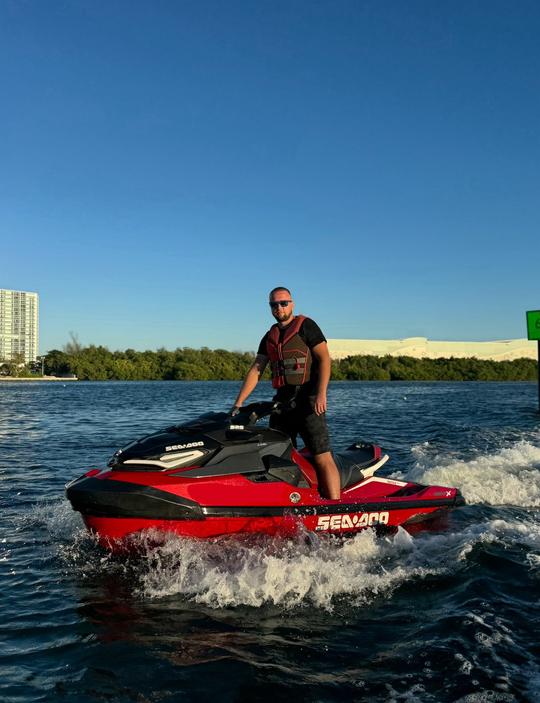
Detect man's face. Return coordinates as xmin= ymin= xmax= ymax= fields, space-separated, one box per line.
xmin=269 ymin=290 xmax=294 ymax=324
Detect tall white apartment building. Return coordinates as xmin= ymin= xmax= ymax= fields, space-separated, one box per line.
xmin=0 ymin=289 xmax=39 ymax=363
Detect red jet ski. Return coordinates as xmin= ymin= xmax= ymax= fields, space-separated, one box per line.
xmin=66 ymin=401 xmax=464 ymax=549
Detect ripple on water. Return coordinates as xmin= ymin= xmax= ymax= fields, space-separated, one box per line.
xmin=1 ymin=381 xmax=540 ymax=702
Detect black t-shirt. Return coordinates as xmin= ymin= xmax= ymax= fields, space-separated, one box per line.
xmin=257 ymin=317 xmax=327 ymax=399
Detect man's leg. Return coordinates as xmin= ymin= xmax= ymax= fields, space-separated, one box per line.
xmin=269 ymin=409 xmax=298 ymax=448
xmin=312 ymin=452 xmax=341 ymax=500
xmin=299 ymin=398 xmax=341 ymax=500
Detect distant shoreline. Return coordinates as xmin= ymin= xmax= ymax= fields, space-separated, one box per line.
xmin=0 ymin=376 xmax=78 ymax=382
xmin=9 ymin=346 xmax=538 ymax=382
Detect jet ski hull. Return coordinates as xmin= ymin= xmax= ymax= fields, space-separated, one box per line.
xmin=79 ymin=501 xmax=461 ymax=549
xmin=67 ymin=464 xmax=464 ymax=549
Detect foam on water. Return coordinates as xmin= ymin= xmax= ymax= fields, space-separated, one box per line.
xmin=138 ymin=513 xmax=540 ymax=606
xmin=29 ymin=498 xmax=85 ymax=541
xmin=29 ymin=493 xmax=540 ymax=612
xmin=408 ymin=439 xmax=540 ymax=507
xmin=29 ymin=501 xmax=433 ymax=609
xmin=133 ymin=527 xmax=424 ymax=609
xmin=106 ymin=518 xmax=538 ymax=608
xmin=445 ymin=693 xmax=517 ymax=702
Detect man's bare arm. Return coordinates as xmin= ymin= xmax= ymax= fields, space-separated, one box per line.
xmin=234 ymin=354 xmax=269 ymax=407
xmin=312 ymin=341 xmax=332 ymax=415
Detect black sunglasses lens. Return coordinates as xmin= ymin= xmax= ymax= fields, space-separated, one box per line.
xmin=269 ymin=301 xmax=290 ymax=308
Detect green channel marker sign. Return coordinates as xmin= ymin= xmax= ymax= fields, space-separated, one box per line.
xmin=527 ymin=310 xmax=540 ymax=413
xmin=526 ymin=310 xmax=540 ymax=341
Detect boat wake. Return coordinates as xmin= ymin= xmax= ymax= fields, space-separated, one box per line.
xmin=27 ymin=495 xmax=540 ymax=611
xmin=408 ymin=438 xmax=540 ymax=507
xmin=27 ymin=435 xmax=540 ymax=611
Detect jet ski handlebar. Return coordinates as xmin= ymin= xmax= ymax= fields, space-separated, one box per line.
xmin=230 ymin=400 xmax=290 ymax=425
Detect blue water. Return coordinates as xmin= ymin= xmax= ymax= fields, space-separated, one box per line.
xmin=1 ymin=381 xmax=540 ymax=702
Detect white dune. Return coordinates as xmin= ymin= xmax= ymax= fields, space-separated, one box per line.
xmin=327 ymin=337 xmax=537 ymax=361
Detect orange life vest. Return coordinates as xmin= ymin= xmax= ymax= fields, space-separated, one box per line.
xmin=266 ymin=315 xmax=312 ymax=389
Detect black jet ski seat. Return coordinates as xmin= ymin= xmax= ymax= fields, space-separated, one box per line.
xmin=333 ymin=443 xmax=389 ymax=490
xmin=299 ymin=442 xmax=389 ymax=491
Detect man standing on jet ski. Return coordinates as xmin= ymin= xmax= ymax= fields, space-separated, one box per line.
xmin=232 ymin=286 xmax=341 ymax=500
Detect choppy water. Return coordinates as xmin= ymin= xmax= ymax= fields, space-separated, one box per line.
xmin=1 ymin=380 xmax=539 ymax=702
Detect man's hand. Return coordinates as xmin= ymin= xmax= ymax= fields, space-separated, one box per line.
xmin=229 ymin=405 xmax=241 ymax=417
xmin=314 ymin=393 xmax=327 ymax=416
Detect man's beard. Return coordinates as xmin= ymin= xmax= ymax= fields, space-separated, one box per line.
xmin=277 ymin=310 xmax=293 ymax=324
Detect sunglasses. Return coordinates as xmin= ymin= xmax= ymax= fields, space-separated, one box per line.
xmin=269 ymin=300 xmax=292 ymax=309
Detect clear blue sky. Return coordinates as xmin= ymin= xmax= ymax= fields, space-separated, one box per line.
xmin=1 ymin=1 xmax=539 ymax=353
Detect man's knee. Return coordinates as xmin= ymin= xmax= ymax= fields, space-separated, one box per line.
xmin=313 ymin=450 xmax=332 ymax=463
xmin=312 ymin=451 xmax=338 ymax=471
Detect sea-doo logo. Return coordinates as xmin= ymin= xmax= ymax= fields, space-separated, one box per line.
xmin=315 ymin=511 xmax=389 ymax=531
xmin=165 ymin=441 xmax=204 ymax=452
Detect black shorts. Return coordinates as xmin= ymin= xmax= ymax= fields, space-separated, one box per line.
xmin=269 ymin=395 xmax=331 ymax=455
